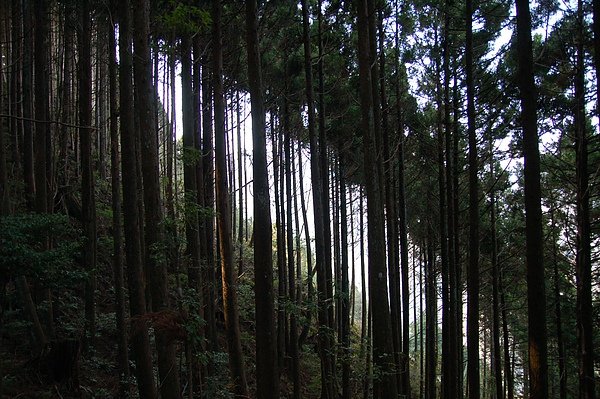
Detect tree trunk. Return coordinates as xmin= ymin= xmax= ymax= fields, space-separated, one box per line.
xmin=77 ymin=0 xmax=97 ymax=352
xmin=550 ymin=202 xmax=566 ymax=399
xmin=212 ymin=1 xmax=249 ymax=396
xmin=393 ymin=3 xmax=411 ymax=393
xmin=443 ymin=2 xmax=458 ymax=396
xmin=283 ymin=97 xmax=300 ymax=399
xmin=107 ymin=14 xmax=130 ymax=396
xmin=118 ymin=1 xmax=156 ymax=396
xmin=379 ymin=10 xmax=402 ymax=393
xmin=489 ymin=140 xmax=503 ymax=399
xmin=357 ymin=1 xmax=397 ymax=396
xmin=132 ymin=0 xmax=180 ymax=396
xmin=297 ymin=140 xmax=314 ymax=350
xmin=22 ymin=0 xmax=34 ymax=209
xmin=245 ymin=3 xmax=279 ymax=396
xmin=425 ymin=234 xmax=437 ymax=399
xmin=465 ymin=0 xmax=480 ymax=395
xmin=574 ymin=3 xmax=595 ymax=397
xmin=515 ymin=0 xmax=549 ymax=397
xmin=435 ymin=22 xmax=450 ymax=399
xmin=593 ymin=0 xmax=600 ymax=116
xmin=300 ymin=1 xmax=336 ymax=396
xmin=499 ymin=267 xmax=514 ymax=399
xmin=33 ymin=0 xmax=54 ymax=339
xmin=316 ymin=0 xmax=335 ymax=338
xmin=339 ymin=154 xmax=351 ymax=399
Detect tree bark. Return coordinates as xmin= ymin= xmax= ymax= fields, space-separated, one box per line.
xmin=132 ymin=0 xmax=180 ymax=396
xmin=515 ymin=0 xmax=549 ymax=397
xmin=118 ymin=1 xmax=156 ymax=396
xmin=357 ymin=1 xmax=397 ymax=397
xmin=212 ymin=1 xmax=249 ymax=396
xmin=465 ymin=0 xmax=480 ymax=396
xmin=245 ymin=3 xmax=279 ymax=396
xmin=489 ymin=141 xmax=503 ymax=399
xmin=77 ymin=0 xmax=97 ymax=352
xmin=574 ymin=3 xmax=595 ymax=397
xmin=22 ymin=0 xmax=34 ymax=210
xmin=300 ymin=1 xmax=336 ymax=396
xmin=107 ymin=13 xmax=130 ymax=396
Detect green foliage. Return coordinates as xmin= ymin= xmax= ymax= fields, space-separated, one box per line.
xmin=0 ymin=213 xmax=84 ymax=287
xmin=159 ymin=2 xmax=211 ymax=36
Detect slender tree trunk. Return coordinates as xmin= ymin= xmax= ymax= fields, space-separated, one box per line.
xmin=316 ymin=0 xmax=335 ymax=338
xmin=379 ymin=10 xmax=402 ymax=392
xmin=394 ymin=3 xmax=411 ymax=393
xmin=245 ymin=3 xmax=278 ymax=396
xmin=201 ymin=51 xmax=218 ymax=357
xmin=489 ymin=140 xmax=503 ymax=399
xmin=357 ymin=1 xmax=397 ymax=396
xmin=236 ymin=91 xmax=244 ymax=276
xmin=499 ymin=267 xmax=514 ymax=399
xmin=435 ymin=23 xmax=450 ymax=399
xmin=132 ymin=0 xmax=181 ymax=396
xmin=425 ymin=233 xmax=437 ymax=399
xmin=272 ymin=116 xmax=286 ymax=374
xmin=118 ymin=1 xmax=156 ymax=396
xmin=212 ymin=1 xmax=248 ymax=395
xmin=452 ymin=70 xmax=464 ymax=398
xmin=574 ymin=3 xmax=595 ymax=397
xmin=550 ymin=202 xmax=566 ymax=399
xmin=339 ymin=153 xmax=351 ymax=399
xmin=359 ymin=187 xmax=367 ymax=357
xmin=465 ymin=0 xmax=480 ymax=395
xmin=0 ymin=5 xmax=7 ymax=216
xmin=182 ymin=35 xmax=203 ymax=299
xmin=515 ymin=0 xmax=549 ymax=397
xmin=297 ymin=141 xmax=314 ymax=350
xmin=22 ymin=0 xmax=34 ymax=209
xmin=58 ymin=4 xmax=72 ymax=189
xmin=593 ymin=0 xmax=600 ymax=117
xmin=33 ymin=0 xmax=54 ymax=339
xmin=443 ymin=2 xmax=458 ymax=396
xmin=420 ymin=245 xmax=425 ymax=399
xmin=78 ymin=0 xmax=97 ymax=352
xmin=107 ymin=14 xmax=130 ymax=396
xmin=10 ymin=1 xmax=23 ymax=191
xmin=300 ymin=1 xmax=336 ymax=396
xmin=284 ymin=100 xmax=300 ymax=399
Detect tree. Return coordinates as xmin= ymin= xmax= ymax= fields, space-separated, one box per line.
xmin=245 ymin=1 xmax=279 ymax=396
xmin=574 ymin=2 xmax=595 ymax=397
xmin=515 ymin=0 xmax=549 ymax=397
xmin=465 ymin=0 xmax=480 ymax=396
xmin=132 ymin=0 xmax=180 ymax=396
xmin=300 ymin=0 xmax=336 ymax=396
xmin=118 ymin=1 xmax=156 ymax=396
xmin=78 ymin=0 xmax=97 ymax=352
xmin=107 ymin=8 xmax=129 ymax=394
xmin=357 ymin=0 xmax=397 ymax=397
xmin=212 ymin=0 xmax=248 ymax=395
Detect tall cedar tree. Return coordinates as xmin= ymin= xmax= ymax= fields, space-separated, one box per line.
xmin=515 ymin=0 xmax=549 ymax=397
xmin=245 ymin=0 xmax=279 ymax=396
xmin=107 ymin=10 xmax=130 ymax=394
xmin=300 ymin=0 xmax=337 ymax=396
xmin=466 ymin=0 xmax=480 ymax=396
xmin=132 ymin=0 xmax=181 ymax=396
xmin=118 ymin=1 xmax=157 ymax=396
xmin=357 ymin=0 xmax=398 ymax=397
xmin=574 ymin=1 xmax=595 ymax=397
xmin=78 ymin=0 xmax=97 ymax=351
xmin=212 ymin=0 xmax=249 ymax=396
